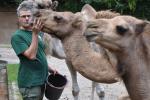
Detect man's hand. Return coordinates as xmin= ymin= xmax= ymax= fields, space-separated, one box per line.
xmin=22 ymin=18 xmax=43 ymax=60
xmin=32 ymin=18 xmax=43 ymax=34
xmin=48 ymin=65 xmax=58 ymax=75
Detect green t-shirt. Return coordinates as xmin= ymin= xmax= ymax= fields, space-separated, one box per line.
xmin=11 ymin=29 xmax=48 ymax=88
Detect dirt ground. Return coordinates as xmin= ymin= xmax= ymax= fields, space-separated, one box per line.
xmin=0 ymin=46 xmax=128 ymax=100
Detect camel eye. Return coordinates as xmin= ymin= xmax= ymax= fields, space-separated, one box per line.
xmin=54 ymin=15 xmax=63 ymax=23
xmin=116 ymin=25 xmax=128 ymax=36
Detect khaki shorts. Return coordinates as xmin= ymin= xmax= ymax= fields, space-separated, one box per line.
xmin=19 ymin=85 xmax=45 ymax=100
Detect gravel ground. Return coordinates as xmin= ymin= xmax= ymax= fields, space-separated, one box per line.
xmin=0 ymin=47 xmax=128 ymax=100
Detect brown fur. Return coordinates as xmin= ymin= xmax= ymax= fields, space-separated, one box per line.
xmin=38 ymin=6 xmax=150 ymax=99
xmin=88 ymin=16 xmax=150 ymax=100
xmin=37 ymin=9 xmax=121 ymax=83
xmin=96 ymin=10 xmax=120 ymax=19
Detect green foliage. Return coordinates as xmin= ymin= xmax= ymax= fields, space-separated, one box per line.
xmin=0 ymin=0 xmax=23 ymax=7
xmin=128 ymin=0 xmax=137 ymax=12
xmin=56 ymin=0 xmax=138 ymax=14
xmin=7 ymin=64 xmax=19 ymax=82
xmin=80 ymin=0 xmax=137 ymax=13
xmin=57 ymin=0 xmax=150 ymax=20
xmin=1 ymin=0 xmax=150 ymax=20
xmin=57 ymin=0 xmax=85 ymax=12
xmin=134 ymin=0 xmax=150 ymax=20
xmin=81 ymin=0 xmax=92 ymax=4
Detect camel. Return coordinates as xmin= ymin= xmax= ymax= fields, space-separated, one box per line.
xmin=35 ymin=8 xmax=121 ymax=82
xmin=85 ymin=15 xmax=150 ymax=100
xmin=39 ymin=3 xmax=107 ymax=100
xmin=82 ymin=5 xmax=131 ymax=100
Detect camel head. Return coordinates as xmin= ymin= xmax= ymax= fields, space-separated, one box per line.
xmin=36 ymin=9 xmax=86 ymax=39
xmin=81 ymin=4 xmax=121 ymax=42
xmin=86 ymin=16 xmax=147 ymax=52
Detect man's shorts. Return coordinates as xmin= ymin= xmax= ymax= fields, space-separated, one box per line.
xmin=19 ymin=85 xmax=45 ymax=100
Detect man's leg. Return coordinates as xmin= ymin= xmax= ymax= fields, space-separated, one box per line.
xmin=19 ymin=85 xmax=45 ymax=100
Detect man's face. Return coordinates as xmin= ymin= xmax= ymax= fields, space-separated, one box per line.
xmin=18 ymin=10 xmax=33 ymax=28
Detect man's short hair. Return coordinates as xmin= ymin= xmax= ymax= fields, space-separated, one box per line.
xmin=17 ymin=1 xmax=38 ymax=16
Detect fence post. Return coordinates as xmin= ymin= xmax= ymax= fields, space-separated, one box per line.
xmin=0 ymin=60 xmax=9 ymax=100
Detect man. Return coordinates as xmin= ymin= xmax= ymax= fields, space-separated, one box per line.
xmin=11 ymin=1 xmax=57 ymax=100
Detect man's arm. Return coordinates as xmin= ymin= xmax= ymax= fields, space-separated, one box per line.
xmin=23 ymin=19 xmax=43 ymax=60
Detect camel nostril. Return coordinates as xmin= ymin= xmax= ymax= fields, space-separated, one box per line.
xmin=54 ymin=16 xmax=63 ymax=22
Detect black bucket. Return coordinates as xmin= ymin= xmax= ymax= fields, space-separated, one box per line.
xmin=45 ymin=74 xmax=67 ymax=100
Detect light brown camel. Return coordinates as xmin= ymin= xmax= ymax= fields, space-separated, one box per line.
xmin=82 ymin=4 xmax=131 ymax=100
xmin=86 ymin=15 xmax=150 ymax=100
xmin=40 ymin=3 xmax=107 ymax=100
xmin=35 ymin=9 xmax=121 ymax=83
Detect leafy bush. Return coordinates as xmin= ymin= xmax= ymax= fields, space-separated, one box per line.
xmin=1 ymin=0 xmax=150 ymax=20
xmin=0 ymin=0 xmax=22 ymax=7
xmin=57 ymin=0 xmax=150 ymax=20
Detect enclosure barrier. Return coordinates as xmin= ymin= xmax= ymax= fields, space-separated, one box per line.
xmin=0 ymin=60 xmax=9 ymax=100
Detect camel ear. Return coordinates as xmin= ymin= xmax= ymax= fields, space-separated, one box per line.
xmin=135 ymin=20 xmax=148 ymax=34
xmin=81 ymin=4 xmax=97 ymax=21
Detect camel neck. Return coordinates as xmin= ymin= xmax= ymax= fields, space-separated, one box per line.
xmin=62 ymin=30 xmax=92 ymax=60
xmin=120 ymin=37 xmax=150 ymax=100
xmin=62 ymin=30 xmax=119 ymax=83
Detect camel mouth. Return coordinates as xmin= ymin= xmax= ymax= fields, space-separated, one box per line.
xmin=95 ymin=35 xmax=122 ymax=52
xmin=86 ymin=34 xmax=99 ymax=42
xmin=42 ymin=26 xmax=62 ymax=39
xmin=84 ymin=31 xmax=100 ymax=42
xmin=42 ymin=26 xmax=53 ymax=33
